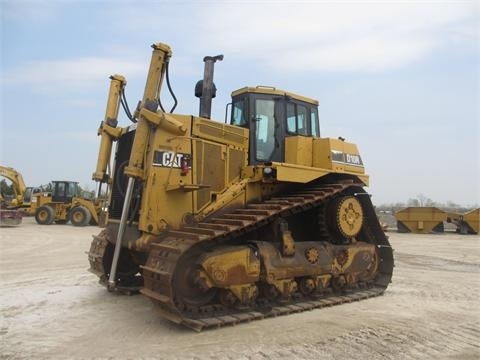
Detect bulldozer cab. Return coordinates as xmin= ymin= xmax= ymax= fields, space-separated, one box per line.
xmin=51 ymin=181 xmax=79 ymax=203
xmin=230 ymin=86 xmax=320 ymax=165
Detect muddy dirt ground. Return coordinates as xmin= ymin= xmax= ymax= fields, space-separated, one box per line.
xmin=1 ymin=217 xmax=479 ymax=359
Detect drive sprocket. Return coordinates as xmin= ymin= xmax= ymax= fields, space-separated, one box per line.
xmin=331 ymin=196 xmax=363 ymax=239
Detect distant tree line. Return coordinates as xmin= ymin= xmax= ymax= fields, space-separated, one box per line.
xmin=376 ymin=193 xmax=478 ymax=214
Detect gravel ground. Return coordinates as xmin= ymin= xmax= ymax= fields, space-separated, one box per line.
xmin=1 ymin=217 xmax=479 ymax=359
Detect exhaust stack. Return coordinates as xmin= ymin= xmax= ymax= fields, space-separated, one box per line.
xmin=195 ymin=54 xmax=223 ymax=119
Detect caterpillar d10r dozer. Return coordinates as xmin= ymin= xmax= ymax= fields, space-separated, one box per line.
xmin=88 ymin=42 xmax=394 ymax=331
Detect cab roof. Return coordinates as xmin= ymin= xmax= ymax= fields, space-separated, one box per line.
xmin=231 ymin=86 xmax=319 ymax=106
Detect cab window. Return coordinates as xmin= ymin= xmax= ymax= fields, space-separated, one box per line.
xmin=287 ymin=102 xmax=310 ymax=135
xmin=231 ymin=99 xmax=247 ymax=126
xmin=311 ymin=108 xmax=320 ymax=137
xmin=255 ymin=99 xmax=275 ymax=161
xmin=287 ymin=103 xmax=295 ymax=133
xmin=297 ymin=105 xmax=308 ymax=135
xmin=66 ymin=183 xmax=77 ymax=198
xmin=56 ymin=182 xmax=66 ymax=197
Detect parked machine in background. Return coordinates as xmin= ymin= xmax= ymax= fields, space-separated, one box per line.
xmin=0 ymin=203 xmax=23 ymax=226
xmin=449 ymin=208 xmax=480 ymax=234
xmin=395 ymin=206 xmax=479 ymax=234
xmin=87 ymin=42 xmax=394 ymax=331
xmin=0 ymin=165 xmax=39 ymax=210
xmin=31 ymin=180 xmax=105 ymax=226
xmin=0 ymin=165 xmax=40 ymax=226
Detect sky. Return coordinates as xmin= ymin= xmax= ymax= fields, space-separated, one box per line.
xmin=0 ymin=0 xmax=479 ymax=207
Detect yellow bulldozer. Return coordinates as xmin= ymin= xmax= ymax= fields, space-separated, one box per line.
xmin=31 ymin=180 xmax=105 ymax=226
xmin=88 ymin=42 xmax=394 ymax=331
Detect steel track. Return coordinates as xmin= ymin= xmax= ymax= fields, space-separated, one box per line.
xmin=135 ymin=181 xmax=393 ymax=330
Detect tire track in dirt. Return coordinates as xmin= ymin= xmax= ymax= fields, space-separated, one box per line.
xmin=217 ymin=320 xmax=480 ymax=360
xmin=394 ymin=252 xmax=480 ymax=273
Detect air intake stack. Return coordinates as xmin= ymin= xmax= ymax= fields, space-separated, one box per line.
xmin=195 ymin=54 xmax=223 ymax=119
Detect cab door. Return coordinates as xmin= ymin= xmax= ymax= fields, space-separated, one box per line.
xmin=251 ymin=96 xmax=285 ymax=164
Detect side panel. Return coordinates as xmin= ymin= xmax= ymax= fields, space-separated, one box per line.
xmin=194 ymin=140 xmax=227 ymax=211
xmin=192 ymin=118 xmax=249 ymax=213
xmin=312 ymin=138 xmax=365 ymax=175
xmin=280 ymin=136 xmax=368 ymax=185
xmin=285 ymin=136 xmax=313 ymax=166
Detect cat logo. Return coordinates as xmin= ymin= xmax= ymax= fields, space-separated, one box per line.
xmin=153 ymin=150 xmax=191 ymax=169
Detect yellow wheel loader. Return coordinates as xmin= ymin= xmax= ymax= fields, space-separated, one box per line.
xmin=31 ymin=181 xmax=104 ymax=226
xmin=88 ymin=42 xmax=394 ymax=331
